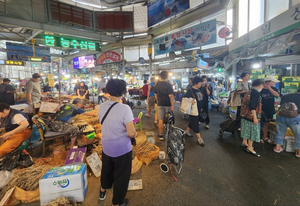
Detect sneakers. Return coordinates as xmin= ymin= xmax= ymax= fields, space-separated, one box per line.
xmin=158 ymin=134 xmax=164 ymax=141
xmin=198 ymin=138 xmax=205 ymax=146
xmin=184 ymin=131 xmax=192 ymax=137
xmin=99 ymin=189 xmax=106 ymax=200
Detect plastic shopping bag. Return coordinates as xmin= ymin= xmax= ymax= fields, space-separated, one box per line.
xmin=0 ymin=171 xmax=13 ymax=189
xmin=180 ymin=98 xmax=193 ymax=114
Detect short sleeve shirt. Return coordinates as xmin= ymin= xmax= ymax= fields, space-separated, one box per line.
xmin=154 ymin=81 xmax=174 ymax=106
xmin=26 ymin=79 xmax=41 ymax=102
xmin=12 ymin=114 xmax=26 ymax=125
xmin=98 ymin=101 xmax=133 ymax=157
xmin=260 ymin=87 xmax=278 ymax=117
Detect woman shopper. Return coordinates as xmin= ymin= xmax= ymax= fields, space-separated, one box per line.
xmin=77 ymin=82 xmax=89 ymax=100
xmin=260 ymin=76 xmax=279 ymax=144
xmin=240 ymin=79 xmax=265 ymax=157
xmin=184 ymin=77 xmax=205 ymax=146
xmin=98 ymin=79 xmax=137 ymax=206
xmin=274 ymin=89 xmax=300 ymax=158
xmin=200 ymin=75 xmax=212 ymax=129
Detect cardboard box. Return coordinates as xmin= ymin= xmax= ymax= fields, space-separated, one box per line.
xmin=64 ymin=147 xmax=87 ymax=166
xmin=39 ymin=164 xmax=88 ymax=205
xmin=86 ymin=153 xmax=102 ymax=177
xmin=283 ymin=136 xmax=296 ymax=152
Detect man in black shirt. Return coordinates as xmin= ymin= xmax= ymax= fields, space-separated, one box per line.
xmin=260 ymin=76 xmax=279 ymax=144
xmin=0 ymin=78 xmax=16 ymax=105
xmin=200 ymin=75 xmax=212 ymax=129
xmin=154 ymin=71 xmax=174 ymax=141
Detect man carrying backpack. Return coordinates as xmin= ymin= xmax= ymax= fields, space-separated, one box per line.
xmin=274 ymin=89 xmax=300 ymax=158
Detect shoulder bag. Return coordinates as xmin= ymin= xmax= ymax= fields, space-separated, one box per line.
xmin=277 ymin=102 xmax=298 ymax=118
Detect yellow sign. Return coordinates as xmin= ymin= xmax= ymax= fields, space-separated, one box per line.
xmin=3 ymin=60 xmax=24 ymax=66
xmin=193 ymin=67 xmax=198 ymax=71
xmin=48 ymin=74 xmax=55 ymax=87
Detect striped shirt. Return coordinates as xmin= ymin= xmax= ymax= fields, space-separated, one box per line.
xmin=98 ymin=101 xmax=133 ymax=157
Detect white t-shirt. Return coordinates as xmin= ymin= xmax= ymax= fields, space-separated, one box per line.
xmin=12 ymin=114 xmax=26 ymax=125
xmin=97 ymin=81 xmax=106 ymax=90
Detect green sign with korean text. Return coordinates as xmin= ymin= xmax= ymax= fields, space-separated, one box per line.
xmin=44 ymin=36 xmax=101 ymax=51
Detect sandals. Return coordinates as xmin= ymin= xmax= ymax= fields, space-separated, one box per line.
xmin=245 ymin=148 xmax=260 ymax=157
xmin=205 ymin=125 xmax=209 ymax=129
xmin=273 ymin=147 xmax=283 ymax=153
xmin=296 ymin=152 xmax=300 ymax=158
xmin=263 ymin=138 xmax=273 ymax=144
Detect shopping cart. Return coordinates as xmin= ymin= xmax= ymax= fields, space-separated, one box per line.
xmin=160 ymin=111 xmax=185 ymax=175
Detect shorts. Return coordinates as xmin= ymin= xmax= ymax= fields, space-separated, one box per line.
xmin=148 ymin=96 xmax=155 ymax=109
xmin=50 ymin=120 xmax=80 ymax=138
xmin=157 ymin=106 xmax=169 ymax=121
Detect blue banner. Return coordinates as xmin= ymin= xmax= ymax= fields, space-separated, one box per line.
xmin=6 ymin=42 xmax=51 ymax=62
xmin=148 ymin=0 xmax=189 ymax=28
xmin=154 ymin=19 xmax=217 ymax=56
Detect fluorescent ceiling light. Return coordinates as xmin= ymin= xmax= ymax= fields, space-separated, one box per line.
xmin=252 ymin=63 xmax=260 ymax=69
xmin=72 ymin=0 xmax=107 ymax=9
xmin=180 ymin=59 xmax=186 ymax=62
xmin=102 ymin=42 xmax=108 ymax=45
xmin=134 ymin=33 xmax=148 ymax=37
xmin=70 ymin=51 xmax=79 ymax=55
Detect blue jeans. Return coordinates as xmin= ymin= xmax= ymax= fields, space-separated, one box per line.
xmin=275 ymin=115 xmax=300 ymax=149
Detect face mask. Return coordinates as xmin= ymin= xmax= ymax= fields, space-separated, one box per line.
xmin=255 ymin=88 xmax=262 ymax=92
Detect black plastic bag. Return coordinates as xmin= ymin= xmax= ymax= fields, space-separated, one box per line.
xmin=0 ymin=149 xmax=33 ymax=171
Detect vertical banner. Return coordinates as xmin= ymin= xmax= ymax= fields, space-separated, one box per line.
xmin=48 ymin=74 xmax=55 ymax=87
xmin=154 ymin=19 xmax=217 ymax=55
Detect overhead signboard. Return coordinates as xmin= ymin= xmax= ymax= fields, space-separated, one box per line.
xmin=0 ymin=60 xmax=25 ymax=66
xmin=154 ymin=19 xmax=217 ymax=56
xmin=229 ymin=3 xmax=300 ymax=53
xmin=6 ymin=42 xmax=51 ymax=62
xmin=44 ymin=36 xmax=102 ymax=51
xmin=148 ymin=0 xmax=190 ymax=27
xmin=96 ymin=51 xmax=121 ymax=65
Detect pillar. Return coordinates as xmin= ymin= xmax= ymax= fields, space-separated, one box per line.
xmin=231 ymin=63 xmax=237 ymax=90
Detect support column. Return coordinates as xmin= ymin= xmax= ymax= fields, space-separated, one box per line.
xmin=122 ymin=46 xmax=125 ymax=79
xmin=231 ymin=63 xmax=237 ymax=90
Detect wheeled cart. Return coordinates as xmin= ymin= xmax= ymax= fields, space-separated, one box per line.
xmin=160 ymin=111 xmax=185 ymax=174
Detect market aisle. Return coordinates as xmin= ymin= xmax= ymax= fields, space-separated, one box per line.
xmin=99 ymin=103 xmax=300 ymax=206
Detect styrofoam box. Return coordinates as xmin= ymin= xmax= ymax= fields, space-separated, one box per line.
xmin=283 ymin=136 xmax=296 ymax=153
xmin=39 ymin=164 xmax=88 ymax=206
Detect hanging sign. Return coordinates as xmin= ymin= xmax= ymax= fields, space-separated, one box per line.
xmin=147 ymin=0 xmax=190 ymax=27
xmin=6 ymin=42 xmax=51 ymax=62
xmin=154 ymin=19 xmax=217 ymax=55
xmin=48 ymin=74 xmax=55 ymax=87
xmin=45 ymin=36 xmax=102 ymax=51
xmin=0 ymin=60 xmax=25 ymax=66
xmin=229 ymin=3 xmax=300 ymax=53
xmin=96 ymin=51 xmax=121 ymax=65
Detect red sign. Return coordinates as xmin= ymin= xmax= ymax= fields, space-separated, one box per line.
xmin=97 ymin=51 xmax=121 ymax=65
xmin=20 ymin=79 xmax=27 ymax=86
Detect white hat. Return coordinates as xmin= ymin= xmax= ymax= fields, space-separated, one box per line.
xmin=265 ymin=76 xmax=280 ymax=83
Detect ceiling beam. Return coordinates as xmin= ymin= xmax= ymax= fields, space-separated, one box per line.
xmin=25 ymin=30 xmax=43 ymax=43
xmin=0 ymin=32 xmax=31 ymax=41
xmin=0 ymin=16 xmax=119 ymax=42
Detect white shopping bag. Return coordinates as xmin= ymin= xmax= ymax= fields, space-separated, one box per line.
xmin=180 ymin=98 xmax=198 ymax=116
xmin=229 ymin=107 xmax=237 ymax=120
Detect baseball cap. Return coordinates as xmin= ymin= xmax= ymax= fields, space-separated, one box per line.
xmin=3 ymin=78 xmax=11 ymax=82
xmin=32 ymin=73 xmax=41 ymax=79
xmin=265 ymin=76 xmax=280 ymax=83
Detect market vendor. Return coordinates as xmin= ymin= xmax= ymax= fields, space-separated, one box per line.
xmin=50 ymin=98 xmax=97 ymax=148
xmin=0 ymin=103 xmax=31 ymax=157
xmin=0 ymin=78 xmax=16 ymax=105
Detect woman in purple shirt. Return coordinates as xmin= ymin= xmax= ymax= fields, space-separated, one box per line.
xmin=98 ymin=79 xmax=137 ymax=206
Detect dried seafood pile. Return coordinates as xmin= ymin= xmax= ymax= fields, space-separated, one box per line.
xmin=82 ymin=99 xmax=95 ymax=108
xmin=134 ymin=140 xmax=157 ymax=158
xmin=0 ymin=165 xmax=52 ymax=200
xmin=74 ymin=115 xmax=99 ymax=126
xmin=45 ymin=197 xmax=80 ymax=206
xmin=92 ymin=143 xmax=103 ymax=156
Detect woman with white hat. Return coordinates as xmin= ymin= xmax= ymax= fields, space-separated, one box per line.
xmin=260 ymin=76 xmax=280 ymax=144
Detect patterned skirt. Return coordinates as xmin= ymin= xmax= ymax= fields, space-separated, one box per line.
xmin=241 ymin=118 xmax=260 ymax=142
